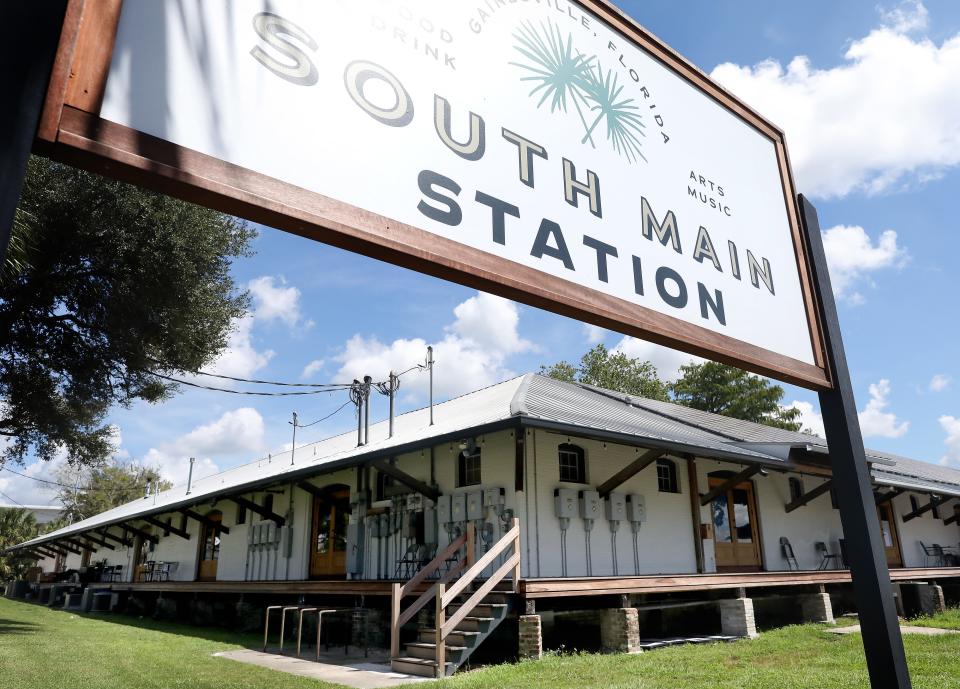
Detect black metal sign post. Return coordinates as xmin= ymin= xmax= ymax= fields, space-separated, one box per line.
xmin=799 ymin=194 xmax=912 ymax=688
xmin=0 ymin=1 xmax=67 ymax=260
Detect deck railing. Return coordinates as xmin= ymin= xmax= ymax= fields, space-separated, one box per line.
xmin=389 ymin=522 xmax=475 ymax=658
xmin=390 ymin=518 xmax=521 ymax=675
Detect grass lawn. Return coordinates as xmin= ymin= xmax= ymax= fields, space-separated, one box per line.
xmin=912 ymin=607 xmax=960 ymax=631
xmin=3 ymin=597 xmax=960 ymax=689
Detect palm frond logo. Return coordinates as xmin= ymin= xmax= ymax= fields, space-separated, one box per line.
xmin=510 ymin=20 xmax=647 ymax=164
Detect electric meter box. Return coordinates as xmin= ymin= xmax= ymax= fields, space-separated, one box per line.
xmin=605 ymin=492 xmax=627 ymax=521
xmin=435 ymin=494 xmax=452 ymax=523
xmin=466 ymin=490 xmax=484 ymax=520
xmin=580 ymin=490 xmax=601 ymax=519
xmin=451 ymin=494 xmax=466 ymax=522
xmin=368 ymin=515 xmax=381 ymax=538
xmin=406 ymin=493 xmax=422 ymax=511
xmin=483 ymin=487 xmax=505 ymax=507
xmin=627 ymin=494 xmax=647 ymax=523
xmin=377 ymin=513 xmax=389 ymax=535
xmin=554 ymin=488 xmax=578 ymax=518
xmin=424 ymin=507 xmax=438 ymax=544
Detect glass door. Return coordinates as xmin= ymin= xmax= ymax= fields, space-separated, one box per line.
xmin=710 ymin=477 xmax=762 ymax=572
xmin=309 ymin=490 xmax=350 ymax=578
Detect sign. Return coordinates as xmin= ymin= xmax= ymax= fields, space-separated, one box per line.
xmin=37 ymin=0 xmax=829 ymax=388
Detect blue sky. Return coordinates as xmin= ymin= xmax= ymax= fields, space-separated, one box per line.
xmin=4 ymin=0 xmax=960 ymax=505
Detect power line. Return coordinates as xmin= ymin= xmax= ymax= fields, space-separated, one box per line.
xmin=292 ymin=399 xmax=354 ymax=428
xmin=147 ymin=370 xmax=353 ymax=396
xmin=0 ymin=466 xmax=75 ymax=489
xmin=0 ymin=489 xmax=25 ymax=507
xmin=144 ymin=356 xmax=351 ymax=388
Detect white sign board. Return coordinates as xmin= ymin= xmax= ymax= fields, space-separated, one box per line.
xmin=42 ymin=0 xmax=828 ymax=388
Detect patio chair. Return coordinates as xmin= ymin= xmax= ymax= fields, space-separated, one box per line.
xmin=932 ymin=544 xmax=947 ymax=567
xmin=780 ymin=537 xmax=799 ymax=571
xmin=153 ymin=562 xmax=176 ymax=581
xmin=919 ymin=542 xmax=942 ymax=567
xmin=815 ymin=541 xmax=840 ymax=570
xmin=394 ymin=543 xmax=422 ymax=579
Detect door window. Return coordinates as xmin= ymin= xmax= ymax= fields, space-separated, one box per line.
xmin=732 ymin=488 xmax=753 ymax=543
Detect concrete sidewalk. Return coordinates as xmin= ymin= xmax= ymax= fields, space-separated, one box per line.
xmin=827 ymin=624 xmax=959 ymax=636
xmin=214 ymin=649 xmax=430 ymax=688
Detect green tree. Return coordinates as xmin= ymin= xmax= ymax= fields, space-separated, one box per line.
xmin=540 ymin=344 xmax=670 ymax=401
xmin=0 ymin=508 xmax=40 ymax=579
xmin=670 ymin=361 xmax=802 ymax=431
xmin=0 ymin=156 xmax=254 ymax=468
xmin=55 ymin=460 xmax=171 ymax=523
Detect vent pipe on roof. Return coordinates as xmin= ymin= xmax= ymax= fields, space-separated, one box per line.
xmin=427 ymin=346 xmax=435 ymax=426
xmin=363 ymin=375 xmax=372 ymax=445
xmin=186 ymin=457 xmax=195 ymax=495
xmin=290 ymin=412 xmax=298 ymax=466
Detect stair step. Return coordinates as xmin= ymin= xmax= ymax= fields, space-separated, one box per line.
xmin=390 ymin=656 xmax=454 ymax=678
xmin=452 ymin=615 xmax=495 ymax=632
xmin=405 ymin=642 xmax=467 ymax=661
xmin=418 ymin=628 xmax=482 ymax=646
xmin=447 ymin=603 xmax=508 ymax=618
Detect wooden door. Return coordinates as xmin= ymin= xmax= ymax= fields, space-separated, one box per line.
xmin=197 ymin=512 xmax=222 ymax=581
xmin=309 ymin=490 xmax=350 ymax=579
xmin=710 ymin=478 xmax=762 ymax=572
xmin=877 ymin=502 xmax=903 ymax=568
xmin=133 ymin=528 xmax=152 ymax=582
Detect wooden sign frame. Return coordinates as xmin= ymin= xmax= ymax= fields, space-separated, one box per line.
xmin=34 ymin=0 xmax=830 ymax=390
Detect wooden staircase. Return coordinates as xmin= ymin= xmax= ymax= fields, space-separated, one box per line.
xmin=391 ymin=590 xmax=511 ymax=677
xmin=389 ymin=519 xmax=521 ymax=678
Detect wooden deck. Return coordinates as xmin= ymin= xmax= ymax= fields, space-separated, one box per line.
xmin=87 ymin=567 xmax=960 ymax=599
xmin=521 ymin=567 xmax=960 ymax=598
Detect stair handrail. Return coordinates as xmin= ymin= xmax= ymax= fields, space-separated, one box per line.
xmin=434 ymin=517 xmax=521 ymax=675
xmin=390 ymin=523 xmax=475 ymax=658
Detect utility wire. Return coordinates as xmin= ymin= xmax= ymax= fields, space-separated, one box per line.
xmin=0 ymin=489 xmax=25 ymax=507
xmin=0 ymin=467 xmax=76 ymax=489
xmin=147 ymin=370 xmax=353 ymax=396
xmin=143 ymin=356 xmax=351 ymax=388
xmin=291 ymin=399 xmax=353 ymax=428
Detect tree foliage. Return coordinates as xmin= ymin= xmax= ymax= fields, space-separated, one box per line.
xmin=670 ymin=361 xmax=802 ymax=431
xmin=55 ymin=460 xmax=171 ymax=524
xmin=0 ymin=508 xmax=40 ymax=579
xmin=541 ymin=348 xmax=802 ymax=432
xmin=0 ymin=156 xmax=254 ymax=467
xmin=540 ymin=344 xmax=670 ymax=401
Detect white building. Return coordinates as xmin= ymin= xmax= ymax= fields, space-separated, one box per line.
xmin=8 ymin=374 xmax=960 ymax=675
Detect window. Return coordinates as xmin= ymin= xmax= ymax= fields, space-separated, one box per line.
xmin=457 ymin=449 xmax=482 ymax=487
xmin=932 ymin=499 xmax=942 ymax=520
xmin=558 ymin=444 xmax=587 ymax=483
xmin=656 ymin=459 xmax=679 ymax=494
xmin=236 ymin=503 xmax=246 ymax=525
xmin=788 ymin=477 xmax=804 ymax=502
xmin=909 ymin=495 xmax=920 ymax=514
xmin=263 ymin=493 xmax=274 ymax=514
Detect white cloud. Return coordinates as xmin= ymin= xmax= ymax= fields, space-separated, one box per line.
xmin=612 ymin=337 xmax=703 ymax=382
xmin=248 ymin=275 xmax=302 ymax=327
xmin=939 ymin=415 xmax=960 ymax=465
xmin=710 ymin=17 xmax=960 ymax=198
xmin=204 ymin=316 xmax=274 ymax=379
xmin=447 ymin=293 xmax=534 ymax=356
xmin=929 ymin=374 xmax=951 ymax=392
xmin=858 ymin=379 xmax=910 ymax=438
xmin=142 ymin=407 xmax=265 ymax=482
xmin=820 ymin=225 xmax=907 ymax=302
xmin=301 ymin=359 xmax=325 ymax=379
xmin=333 ymin=293 xmax=530 ymax=401
xmin=582 ymin=324 xmax=607 ymax=345
xmin=880 ymin=0 xmax=929 ymax=34
xmin=785 ymin=400 xmax=825 ymax=437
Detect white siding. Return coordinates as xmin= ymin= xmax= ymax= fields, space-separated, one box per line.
xmin=525 ymin=430 xmax=696 ymax=578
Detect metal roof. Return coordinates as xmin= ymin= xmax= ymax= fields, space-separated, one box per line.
xmin=11 ymin=373 xmax=960 ymax=551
